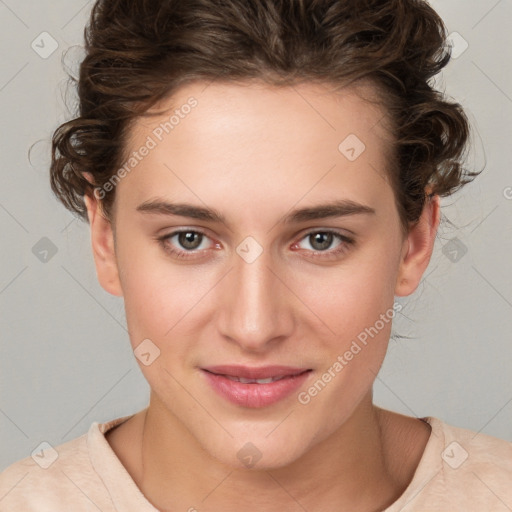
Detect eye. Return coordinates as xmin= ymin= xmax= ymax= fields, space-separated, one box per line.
xmin=156 ymin=228 xmax=355 ymax=261
xmin=292 ymin=230 xmax=354 ymax=259
xmin=156 ymin=229 xmax=217 ymax=259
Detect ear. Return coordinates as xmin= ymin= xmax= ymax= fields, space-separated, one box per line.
xmin=83 ymin=172 xmax=123 ymax=297
xmin=394 ymin=191 xmax=441 ymax=296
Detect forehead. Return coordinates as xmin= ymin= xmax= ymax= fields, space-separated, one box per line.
xmin=138 ymin=79 xmax=390 ymax=148
xmin=115 ymin=80 xmax=394 ymax=221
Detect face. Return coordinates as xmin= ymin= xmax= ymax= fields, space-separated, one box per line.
xmin=85 ymin=80 xmax=439 ymax=469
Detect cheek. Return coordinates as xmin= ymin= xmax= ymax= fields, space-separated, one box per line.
xmin=122 ymin=268 xmax=200 ymax=340
xmin=292 ymin=238 xmax=400 ymax=408
xmin=118 ymin=246 xmax=222 ymax=374
xmin=119 ymin=262 xmax=204 ymax=395
xmin=295 ymin=260 xmax=397 ymax=426
xmin=296 ymin=241 xmax=399 ymax=338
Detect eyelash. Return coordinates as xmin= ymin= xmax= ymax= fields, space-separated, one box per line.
xmin=156 ymin=229 xmax=355 ymax=261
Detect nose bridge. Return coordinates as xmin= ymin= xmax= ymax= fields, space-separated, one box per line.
xmin=218 ymin=244 xmax=293 ymax=350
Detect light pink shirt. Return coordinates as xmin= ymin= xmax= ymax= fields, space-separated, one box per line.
xmin=1 ymin=415 xmax=511 ymax=511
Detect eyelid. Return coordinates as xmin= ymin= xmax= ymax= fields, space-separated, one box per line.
xmin=296 ymin=226 xmax=353 ymax=241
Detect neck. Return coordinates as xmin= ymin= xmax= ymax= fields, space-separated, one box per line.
xmin=136 ymin=391 xmax=405 ymax=512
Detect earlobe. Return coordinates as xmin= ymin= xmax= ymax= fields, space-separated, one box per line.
xmin=394 ymin=193 xmax=440 ymax=297
xmin=83 ymin=187 xmax=123 ymax=298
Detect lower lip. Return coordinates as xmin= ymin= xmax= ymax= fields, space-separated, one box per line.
xmin=202 ymin=370 xmax=311 ymax=408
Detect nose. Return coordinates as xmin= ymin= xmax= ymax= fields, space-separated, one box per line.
xmin=217 ymin=245 xmax=295 ymax=352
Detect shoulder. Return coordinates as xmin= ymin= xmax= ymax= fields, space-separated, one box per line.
xmin=438 ymin=418 xmax=512 ymax=469
xmin=0 ymin=418 xmax=126 ymax=511
xmin=394 ymin=417 xmax=512 ymax=511
xmin=438 ymin=418 xmax=512 ymax=481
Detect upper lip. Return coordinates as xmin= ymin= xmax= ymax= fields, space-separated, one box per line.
xmin=202 ymin=365 xmax=311 ymax=380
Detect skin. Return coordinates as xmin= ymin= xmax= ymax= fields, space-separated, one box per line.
xmin=83 ymin=80 xmax=439 ymax=511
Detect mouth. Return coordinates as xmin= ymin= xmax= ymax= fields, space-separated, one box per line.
xmin=211 ymin=374 xmax=295 ymax=384
xmin=200 ymin=365 xmax=313 ymax=408
xmin=201 ymin=365 xmax=312 ymax=381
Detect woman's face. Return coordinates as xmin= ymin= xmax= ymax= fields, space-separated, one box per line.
xmin=86 ymin=80 xmax=436 ymax=469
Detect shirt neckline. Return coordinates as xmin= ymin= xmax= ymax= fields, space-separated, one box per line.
xmin=88 ymin=413 xmax=159 ymax=510
xmin=383 ymin=416 xmax=445 ymax=511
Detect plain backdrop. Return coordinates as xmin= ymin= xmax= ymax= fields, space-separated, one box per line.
xmin=1 ymin=0 xmax=511 ymax=471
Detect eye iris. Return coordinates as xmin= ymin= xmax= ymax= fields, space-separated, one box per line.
xmin=310 ymin=232 xmax=333 ymax=251
xmin=178 ymin=231 xmax=202 ymax=250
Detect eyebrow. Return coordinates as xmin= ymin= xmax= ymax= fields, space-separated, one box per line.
xmin=136 ymin=198 xmax=376 ymax=225
xmin=282 ymin=200 xmax=376 ymax=223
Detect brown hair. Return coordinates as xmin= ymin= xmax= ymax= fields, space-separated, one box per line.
xmin=50 ymin=0 xmax=480 ymax=235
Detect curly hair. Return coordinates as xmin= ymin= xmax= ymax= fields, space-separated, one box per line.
xmin=50 ymin=0 xmax=480 ymax=236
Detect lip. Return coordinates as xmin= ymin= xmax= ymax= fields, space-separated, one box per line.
xmin=201 ymin=366 xmax=312 ymax=408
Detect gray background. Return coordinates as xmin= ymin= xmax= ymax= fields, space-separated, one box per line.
xmin=1 ymin=0 xmax=511 ymax=472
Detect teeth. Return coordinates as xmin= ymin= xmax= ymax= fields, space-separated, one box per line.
xmin=224 ymin=375 xmax=285 ymax=384
xmin=240 ymin=377 xmax=273 ymax=384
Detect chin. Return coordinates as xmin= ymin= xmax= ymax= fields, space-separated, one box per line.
xmin=198 ymin=425 xmax=314 ymax=471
